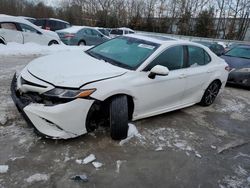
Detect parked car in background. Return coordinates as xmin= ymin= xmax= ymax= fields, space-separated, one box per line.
xmin=34 ymin=18 xmax=70 ymax=31
xmin=194 ymin=41 xmax=225 ymax=56
xmin=221 ymin=44 xmax=250 ymax=87
xmin=11 ymin=34 xmax=229 ymax=140
xmin=95 ymin=27 xmax=110 ymax=37
xmin=18 ymin=16 xmax=36 ymax=24
xmin=0 ymin=15 xmax=61 ymax=45
xmin=110 ymin=27 xmax=135 ymax=38
xmin=56 ymin=26 xmax=110 ymax=46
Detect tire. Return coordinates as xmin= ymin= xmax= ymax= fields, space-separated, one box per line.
xmin=199 ymin=81 xmax=221 ymax=106
xmin=109 ymin=95 xmax=129 ymax=140
xmin=78 ymin=40 xmax=86 ymax=46
xmin=48 ymin=40 xmax=59 ymax=46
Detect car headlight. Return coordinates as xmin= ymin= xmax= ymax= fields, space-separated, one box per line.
xmin=43 ymin=88 xmax=96 ymax=99
xmin=234 ymin=68 xmax=250 ymax=73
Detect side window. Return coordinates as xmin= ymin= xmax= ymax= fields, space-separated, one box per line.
xmin=129 ymin=31 xmax=134 ymax=34
xmin=188 ymin=46 xmax=211 ymax=67
xmin=124 ymin=30 xmax=129 ymax=34
xmin=145 ymin=46 xmax=184 ymax=71
xmin=83 ymin=29 xmax=93 ymax=35
xmin=0 ymin=22 xmax=17 ymax=31
xmin=91 ymin=29 xmax=101 ymax=36
xmin=19 ymin=23 xmax=38 ymax=34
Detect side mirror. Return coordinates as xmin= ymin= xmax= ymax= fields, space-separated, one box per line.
xmin=148 ymin=65 xmax=169 ymax=79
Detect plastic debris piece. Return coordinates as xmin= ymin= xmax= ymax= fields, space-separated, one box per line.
xmin=92 ymin=162 xmax=103 ymax=169
xmin=70 ymin=174 xmax=88 ymax=182
xmin=26 ymin=173 xmax=49 ymax=183
xmin=155 ymin=146 xmax=163 ymax=151
xmin=0 ymin=165 xmax=8 ymax=173
xmin=75 ymin=159 xmax=82 ymax=164
xmin=195 ymin=153 xmax=202 ymax=158
xmin=211 ymin=145 xmax=216 ymax=149
xmin=82 ymin=154 xmax=96 ymax=164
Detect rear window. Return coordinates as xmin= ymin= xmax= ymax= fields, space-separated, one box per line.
xmin=0 ymin=23 xmax=17 ymax=30
xmin=225 ymin=47 xmax=250 ymax=59
xmin=110 ymin=29 xmax=123 ymax=35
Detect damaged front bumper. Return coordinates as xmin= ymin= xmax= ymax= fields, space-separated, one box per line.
xmin=11 ymin=74 xmax=94 ymax=139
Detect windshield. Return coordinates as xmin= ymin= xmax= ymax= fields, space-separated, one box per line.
xmin=86 ymin=36 xmax=159 ymax=70
xmin=225 ymin=46 xmax=250 ymax=59
xmin=110 ymin=29 xmax=123 ymax=35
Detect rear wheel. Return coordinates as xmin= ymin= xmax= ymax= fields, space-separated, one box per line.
xmin=48 ymin=40 xmax=59 ymax=46
xmin=109 ymin=95 xmax=129 ymax=140
xmin=200 ymin=81 xmax=221 ymax=106
xmin=78 ymin=41 xmax=86 ymax=46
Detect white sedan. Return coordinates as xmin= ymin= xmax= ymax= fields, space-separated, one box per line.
xmin=0 ymin=15 xmax=60 ymax=45
xmin=11 ymin=34 xmax=229 ymax=140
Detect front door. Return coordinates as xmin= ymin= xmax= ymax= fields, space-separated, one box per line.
xmin=132 ymin=45 xmax=188 ymax=119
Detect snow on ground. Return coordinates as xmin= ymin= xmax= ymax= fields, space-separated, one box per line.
xmin=25 ymin=173 xmax=49 ymax=183
xmin=219 ymin=165 xmax=249 ymax=188
xmin=0 ymin=42 xmax=91 ymax=56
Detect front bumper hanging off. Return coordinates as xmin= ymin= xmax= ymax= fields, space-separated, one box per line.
xmin=11 ymin=74 xmax=94 ymax=139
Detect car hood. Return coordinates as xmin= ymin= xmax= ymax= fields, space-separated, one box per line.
xmin=221 ymin=55 xmax=250 ymax=69
xmin=27 ymin=51 xmax=127 ymax=88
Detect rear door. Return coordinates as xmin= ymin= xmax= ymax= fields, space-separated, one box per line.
xmin=90 ymin=29 xmax=106 ymax=45
xmin=18 ymin=23 xmax=47 ymax=45
xmin=182 ymin=45 xmax=213 ymax=104
xmin=0 ymin=22 xmax=23 ymax=43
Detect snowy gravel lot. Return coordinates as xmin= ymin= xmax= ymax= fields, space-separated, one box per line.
xmin=0 ymin=47 xmax=250 ymax=188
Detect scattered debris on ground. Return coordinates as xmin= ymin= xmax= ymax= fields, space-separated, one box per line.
xmin=116 ymin=160 xmax=126 ymax=173
xmin=119 ymin=123 xmax=141 ymax=145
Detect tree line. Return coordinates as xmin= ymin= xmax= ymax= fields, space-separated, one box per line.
xmin=0 ymin=0 xmax=249 ymax=40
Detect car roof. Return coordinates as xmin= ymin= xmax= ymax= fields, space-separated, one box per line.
xmin=36 ymin=18 xmax=70 ymax=24
xmin=125 ymin=34 xmax=207 ymax=48
xmin=56 ymin=25 xmax=94 ymax=33
xmin=0 ymin=14 xmax=36 ymax=25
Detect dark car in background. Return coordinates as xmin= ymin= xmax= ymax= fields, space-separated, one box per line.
xmin=221 ymin=45 xmax=250 ymax=88
xmin=34 ymin=18 xmax=70 ymax=31
xmin=56 ymin=26 xmax=110 ymax=46
xmin=194 ymin=41 xmax=225 ymax=56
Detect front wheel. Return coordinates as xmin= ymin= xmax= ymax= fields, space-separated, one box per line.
xmin=109 ymin=95 xmax=129 ymax=140
xmin=199 ymin=81 xmax=221 ymax=106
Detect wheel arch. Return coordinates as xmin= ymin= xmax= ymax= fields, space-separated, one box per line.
xmin=0 ymin=36 xmax=6 ymax=45
xmin=78 ymin=39 xmax=86 ymax=45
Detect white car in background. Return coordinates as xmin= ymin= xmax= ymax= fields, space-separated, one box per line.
xmin=0 ymin=15 xmax=60 ymax=45
xmin=11 ymin=34 xmax=229 ymax=140
xmin=109 ymin=27 xmax=135 ymax=38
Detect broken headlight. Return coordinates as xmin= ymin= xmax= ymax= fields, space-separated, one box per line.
xmin=43 ymin=88 xmax=96 ymax=99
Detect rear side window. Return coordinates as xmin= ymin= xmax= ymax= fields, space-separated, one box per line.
xmin=34 ymin=20 xmax=45 ymax=27
xmin=0 ymin=23 xmax=17 ymax=30
xmin=82 ymin=29 xmax=93 ymax=35
xmin=19 ymin=23 xmax=38 ymax=33
xmin=188 ymin=46 xmax=211 ymax=67
xmin=145 ymin=46 xmax=184 ymax=71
